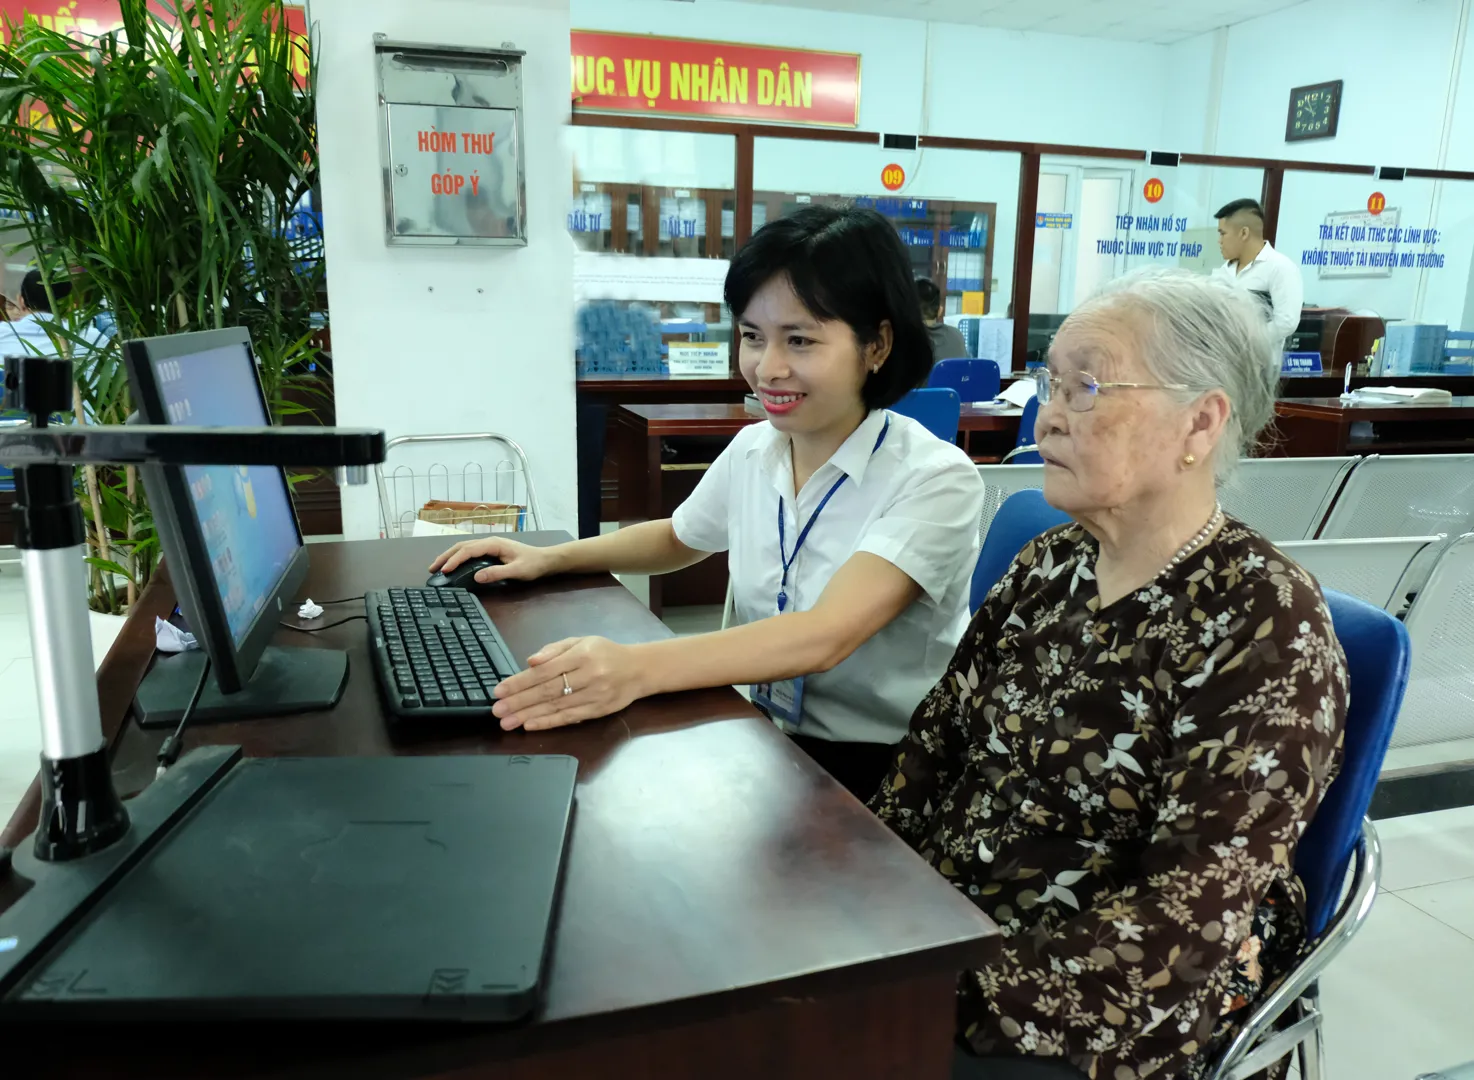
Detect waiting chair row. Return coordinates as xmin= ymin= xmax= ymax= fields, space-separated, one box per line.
xmin=979 ymin=453 xmax=1474 ymax=547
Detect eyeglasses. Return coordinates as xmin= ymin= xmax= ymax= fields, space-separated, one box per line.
xmin=1034 ymin=369 xmax=1189 ymax=413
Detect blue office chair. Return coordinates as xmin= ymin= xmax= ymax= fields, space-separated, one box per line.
xmin=963 ymin=503 xmax=1412 ymax=1080
xmin=1206 ymin=589 xmax=1410 ymax=1080
xmin=929 ymin=358 xmax=1001 ymax=404
xmin=889 ymin=387 xmax=961 ymax=442
xmin=1002 ymin=394 xmax=1042 ymax=464
xmin=969 ymin=488 xmax=1069 ymax=612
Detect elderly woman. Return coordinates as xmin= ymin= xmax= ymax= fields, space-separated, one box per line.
xmin=872 ymin=268 xmax=1347 ymax=1080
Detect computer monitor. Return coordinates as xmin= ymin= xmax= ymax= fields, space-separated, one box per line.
xmin=124 ymin=327 xmax=347 ymax=726
xmin=1025 ymin=313 xmax=1068 ymax=366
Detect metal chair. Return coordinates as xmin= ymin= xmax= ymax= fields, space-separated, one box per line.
xmin=1317 ymin=453 xmax=1474 ymax=539
xmin=1393 ymin=532 xmax=1474 ymax=749
xmin=928 ymin=358 xmax=1001 ymax=404
xmin=889 ymin=387 xmax=961 ymax=442
xmin=1278 ymin=534 xmax=1443 ymax=613
xmin=1218 ymin=457 xmax=1356 ymax=542
xmin=1206 ymin=589 xmax=1409 ymax=1080
xmin=969 ymin=488 xmax=1069 ymax=612
xmin=1001 ymin=395 xmax=1042 ymax=464
xmin=975 ymin=463 xmax=1046 ymax=550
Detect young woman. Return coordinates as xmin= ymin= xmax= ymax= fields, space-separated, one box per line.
xmin=432 ymin=206 xmax=985 ymax=801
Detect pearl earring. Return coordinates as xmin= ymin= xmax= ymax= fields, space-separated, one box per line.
xmin=870 ymin=364 xmax=879 ymax=374
xmin=1182 ymin=453 xmax=1196 ymax=467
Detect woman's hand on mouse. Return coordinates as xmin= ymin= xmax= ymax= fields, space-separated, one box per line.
xmin=492 ymin=636 xmax=644 ymax=731
xmin=429 ymin=536 xmax=558 ymax=585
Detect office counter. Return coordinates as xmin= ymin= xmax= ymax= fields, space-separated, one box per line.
xmin=577 ymin=374 xmax=750 ymax=539
xmin=0 ymin=534 xmax=997 ymax=1079
xmin=1272 ymin=396 xmax=1474 ymax=455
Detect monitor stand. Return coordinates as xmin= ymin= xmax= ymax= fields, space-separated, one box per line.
xmin=133 ymin=647 xmax=349 ymax=728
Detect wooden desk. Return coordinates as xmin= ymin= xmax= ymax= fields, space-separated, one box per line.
xmin=1273 ymin=396 xmax=1474 ymax=456
xmin=577 ymin=375 xmax=751 ymax=537
xmin=0 ymin=534 xmax=995 ymax=1078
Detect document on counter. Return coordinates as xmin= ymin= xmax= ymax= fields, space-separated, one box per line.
xmin=1340 ymin=386 xmax=1455 ymax=406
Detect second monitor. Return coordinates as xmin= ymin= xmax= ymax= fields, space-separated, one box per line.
xmin=125 ymin=326 xmax=348 ymax=726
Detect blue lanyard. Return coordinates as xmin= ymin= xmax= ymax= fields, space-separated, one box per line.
xmin=776 ymin=416 xmax=890 ymax=613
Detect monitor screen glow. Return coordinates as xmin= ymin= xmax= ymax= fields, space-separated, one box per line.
xmin=151 ymin=344 xmax=300 ymax=646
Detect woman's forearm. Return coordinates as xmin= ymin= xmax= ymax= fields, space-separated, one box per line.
xmin=547 ymin=519 xmax=711 ymax=577
xmin=627 ymin=553 xmax=922 ymax=699
xmin=632 ymin=611 xmax=844 ymax=699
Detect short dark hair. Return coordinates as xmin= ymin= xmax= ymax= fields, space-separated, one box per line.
xmin=725 ymin=205 xmax=933 ymax=410
xmin=914 ymin=276 xmax=943 ymax=316
xmin=20 ymin=268 xmax=70 ymax=313
xmin=1215 ymin=198 xmax=1264 ymax=223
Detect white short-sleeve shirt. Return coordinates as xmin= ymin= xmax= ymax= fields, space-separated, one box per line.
xmin=1212 ymin=240 xmax=1305 ymax=347
xmin=672 ymin=408 xmax=985 ymax=745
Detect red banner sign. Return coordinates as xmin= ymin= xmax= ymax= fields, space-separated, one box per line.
xmin=570 ymin=31 xmax=860 ymax=128
xmin=1 ymin=2 xmax=309 ymax=78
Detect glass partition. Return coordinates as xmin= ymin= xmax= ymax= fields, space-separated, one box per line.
xmin=753 ymin=138 xmax=1022 ymax=329
xmin=1280 ymin=171 xmax=1474 ymax=371
xmin=1030 ymin=157 xmax=1265 ymax=317
xmin=565 ymin=127 xmax=736 ymax=374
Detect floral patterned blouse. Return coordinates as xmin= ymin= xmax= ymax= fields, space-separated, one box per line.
xmin=871 ymin=518 xmax=1348 ymax=1080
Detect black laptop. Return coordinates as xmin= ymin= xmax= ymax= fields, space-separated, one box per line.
xmin=5 ymin=754 xmax=577 ymax=1021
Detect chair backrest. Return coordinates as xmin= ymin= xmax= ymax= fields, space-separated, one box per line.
xmin=976 ymin=463 xmax=1046 ymax=545
xmin=1217 ymin=457 xmax=1355 ymax=541
xmin=929 ymin=358 xmax=1001 ymax=403
xmin=889 ymin=387 xmax=961 ymax=442
xmin=1394 ymin=532 xmax=1474 ymax=749
xmin=1277 ymin=535 xmax=1442 ymax=611
xmin=970 ymin=488 xmax=1071 ymax=612
xmin=1008 ymin=395 xmax=1042 ymax=464
xmin=1317 ymin=453 xmax=1474 ymax=539
xmin=1298 ymin=589 xmax=1409 ymax=937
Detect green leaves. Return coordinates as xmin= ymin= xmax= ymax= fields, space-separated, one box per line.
xmin=0 ymin=0 xmax=325 ymax=614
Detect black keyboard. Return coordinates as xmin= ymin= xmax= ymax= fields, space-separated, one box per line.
xmin=366 ymin=587 xmax=518 ymax=719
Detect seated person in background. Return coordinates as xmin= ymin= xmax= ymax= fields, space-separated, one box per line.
xmin=0 ymin=269 xmax=107 ymax=358
xmin=434 ymin=206 xmax=985 ymax=801
xmin=918 ymin=275 xmax=969 ymax=363
xmin=872 ymin=268 xmax=1347 ymax=1080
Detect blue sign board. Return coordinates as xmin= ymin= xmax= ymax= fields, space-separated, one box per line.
xmin=1036 ymin=212 xmax=1073 ymax=229
xmin=1282 ymin=351 xmax=1324 ymax=376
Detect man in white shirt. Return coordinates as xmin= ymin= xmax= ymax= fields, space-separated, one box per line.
xmin=1212 ymin=199 xmax=1305 ymax=351
xmin=0 ymin=269 xmax=107 ymax=359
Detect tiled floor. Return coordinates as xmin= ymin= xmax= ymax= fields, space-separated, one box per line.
xmin=1 ymin=569 xmax=1472 ymax=1076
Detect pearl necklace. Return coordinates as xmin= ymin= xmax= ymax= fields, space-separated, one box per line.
xmin=1167 ymin=502 xmax=1224 ymax=570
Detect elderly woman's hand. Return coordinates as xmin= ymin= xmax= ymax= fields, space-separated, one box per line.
xmin=491 ymin=636 xmax=645 ymax=731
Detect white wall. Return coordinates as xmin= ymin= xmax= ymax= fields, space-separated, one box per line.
xmin=308 ymin=0 xmax=576 ymax=540
xmin=1211 ymin=0 xmax=1462 ymax=168
xmin=570 ymin=0 xmax=1194 ymax=317
xmin=574 ymin=0 xmax=1184 ymax=149
xmin=1177 ymin=0 xmax=1474 ymax=327
xmin=573 ymin=0 xmax=927 ymax=134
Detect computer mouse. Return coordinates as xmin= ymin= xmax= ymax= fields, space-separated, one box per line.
xmin=426 ymin=555 xmax=504 ymax=592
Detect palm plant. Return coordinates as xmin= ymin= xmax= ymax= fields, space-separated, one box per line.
xmin=0 ymin=0 xmax=324 ymax=613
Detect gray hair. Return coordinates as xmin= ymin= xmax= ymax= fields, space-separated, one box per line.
xmin=1066 ymin=266 xmax=1278 ymax=483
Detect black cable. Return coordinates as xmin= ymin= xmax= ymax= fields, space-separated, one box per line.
xmin=278 ymin=614 xmax=367 ymax=634
xmin=156 ymin=656 xmax=211 ymax=780
xmin=310 ymin=595 xmax=364 ymax=606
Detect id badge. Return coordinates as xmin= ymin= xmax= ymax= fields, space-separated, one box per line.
xmin=752 ymin=675 xmax=807 ymax=729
